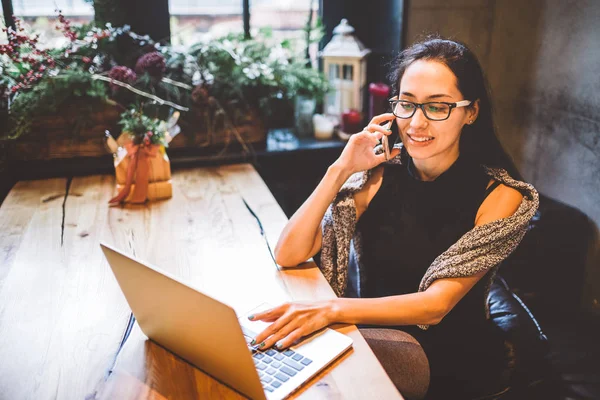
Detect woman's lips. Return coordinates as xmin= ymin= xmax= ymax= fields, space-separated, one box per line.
xmin=407 ymin=133 xmax=435 ymax=146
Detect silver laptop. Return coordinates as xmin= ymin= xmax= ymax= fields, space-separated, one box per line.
xmin=100 ymin=242 xmax=353 ymax=400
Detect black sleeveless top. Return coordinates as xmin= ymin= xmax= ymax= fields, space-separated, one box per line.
xmin=356 ymin=155 xmax=508 ymax=398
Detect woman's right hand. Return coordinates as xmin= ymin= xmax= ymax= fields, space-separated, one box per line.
xmin=275 ymin=115 xmax=399 ymax=267
xmin=333 ymin=113 xmax=401 ymax=175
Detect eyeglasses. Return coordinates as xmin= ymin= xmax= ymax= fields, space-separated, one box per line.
xmin=388 ymin=97 xmax=472 ymax=121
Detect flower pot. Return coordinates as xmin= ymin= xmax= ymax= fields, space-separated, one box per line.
xmin=110 ymin=138 xmax=172 ymax=205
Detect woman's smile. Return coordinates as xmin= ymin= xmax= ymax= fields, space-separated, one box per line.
xmin=406 ymin=133 xmax=435 ymax=146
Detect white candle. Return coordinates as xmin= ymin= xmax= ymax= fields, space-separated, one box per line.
xmin=313 ymin=114 xmax=335 ymax=140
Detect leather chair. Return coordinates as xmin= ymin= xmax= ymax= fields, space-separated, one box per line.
xmin=490 ymin=194 xmax=599 ymax=399
xmin=487 ymin=276 xmax=551 ymax=398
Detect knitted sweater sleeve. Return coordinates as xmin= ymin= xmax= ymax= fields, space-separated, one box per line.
xmin=320 ymin=170 xmax=370 ymax=297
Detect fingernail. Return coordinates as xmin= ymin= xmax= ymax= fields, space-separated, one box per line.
xmin=259 ymin=342 xmax=265 ymax=348
xmin=250 ymin=339 xmax=256 ymax=345
xmin=248 ymin=314 xmax=254 ymax=320
xmin=274 ymin=341 xmax=282 ymax=349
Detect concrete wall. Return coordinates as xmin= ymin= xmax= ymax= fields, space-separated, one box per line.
xmin=404 ymin=0 xmax=600 ymax=312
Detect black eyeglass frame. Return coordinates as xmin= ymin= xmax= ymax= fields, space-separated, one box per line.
xmin=388 ymin=97 xmax=473 ymax=121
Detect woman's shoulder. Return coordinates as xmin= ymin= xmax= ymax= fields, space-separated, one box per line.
xmin=475 ymin=179 xmax=524 ymax=226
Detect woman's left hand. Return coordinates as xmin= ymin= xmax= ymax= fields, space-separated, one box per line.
xmin=249 ymin=301 xmax=337 ymax=350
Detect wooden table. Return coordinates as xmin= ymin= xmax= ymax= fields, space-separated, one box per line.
xmin=0 ymin=164 xmax=402 ymax=400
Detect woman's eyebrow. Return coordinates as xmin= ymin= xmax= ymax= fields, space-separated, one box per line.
xmin=400 ymin=91 xmax=452 ymax=99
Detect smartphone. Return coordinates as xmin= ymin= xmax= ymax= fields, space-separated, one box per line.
xmin=381 ymin=119 xmax=399 ymax=160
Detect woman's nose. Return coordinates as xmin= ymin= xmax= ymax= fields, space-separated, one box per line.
xmin=410 ymin=107 xmax=428 ymax=128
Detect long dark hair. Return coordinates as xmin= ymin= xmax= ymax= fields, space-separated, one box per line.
xmin=388 ymin=35 xmax=521 ymax=179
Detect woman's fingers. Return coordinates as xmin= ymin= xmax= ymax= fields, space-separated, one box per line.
xmin=365 ymin=122 xmax=393 ymax=136
xmin=376 ymin=152 xmax=388 ymax=164
xmin=369 ymin=113 xmax=395 ymax=126
xmin=260 ymin=323 xmax=299 ymax=350
xmin=369 ymin=129 xmax=384 ymax=141
xmin=272 ymin=327 xmax=305 ymax=350
xmin=351 ymin=130 xmax=380 ymax=147
xmin=248 ymin=301 xmax=334 ymax=351
xmin=375 ymin=146 xmax=401 ymax=163
xmin=277 ymin=328 xmax=307 ymax=350
xmin=250 ymin=304 xmax=285 ymax=322
xmin=251 ymin=307 xmax=294 ymax=346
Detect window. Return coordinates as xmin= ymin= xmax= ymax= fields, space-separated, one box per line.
xmin=169 ymin=0 xmax=244 ymax=47
xmin=3 ymin=0 xmax=318 ymax=52
xmin=6 ymin=0 xmax=94 ymax=48
xmin=250 ymin=0 xmax=314 ymax=33
xmin=169 ymin=0 xmax=318 ymax=59
xmin=250 ymin=0 xmax=318 ymax=65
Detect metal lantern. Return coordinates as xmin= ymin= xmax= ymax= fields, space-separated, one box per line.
xmin=320 ymin=19 xmax=371 ymax=122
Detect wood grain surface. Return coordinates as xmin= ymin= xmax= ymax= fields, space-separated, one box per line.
xmin=0 ymin=164 xmax=402 ymax=400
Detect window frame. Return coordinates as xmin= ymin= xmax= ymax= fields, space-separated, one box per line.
xmin=1 ymin=0 xmax=15 ymax=32
xmin=2 ymin=1 xmax=314 ymax=42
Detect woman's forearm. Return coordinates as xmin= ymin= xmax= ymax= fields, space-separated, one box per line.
xmin=274 ymin=162 xmax=352 ymax=267
xmin=328 ymin=291 xmax=447 ymax=327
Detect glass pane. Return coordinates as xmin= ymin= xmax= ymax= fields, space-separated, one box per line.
xmin=343 ymin=64 xmax=353 ymax=80
xmin=394 ymin=101 xmax=415 ymax=117
xmin=328 ymin=64 xmax=339 ymax=80
xmin=250 ymin=0 xmax=318 ymax=66
xmin=425 ymin=102 xmax=451 ymax=119
xmin=8 ymin=0 xmax=94 ymax=48
xmin=169 ymin=0 xmax=243 ymax=47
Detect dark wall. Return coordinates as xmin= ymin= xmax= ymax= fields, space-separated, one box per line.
xmin=404 ymin=0 xmax=600 ymax=313
xmin=122 ymin=0 xmax=171 ymax=43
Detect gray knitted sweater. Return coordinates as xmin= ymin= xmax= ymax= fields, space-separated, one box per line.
xmin=319 ymin=147 xmax=539 ymax=330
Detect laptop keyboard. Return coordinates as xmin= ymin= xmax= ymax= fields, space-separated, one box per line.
xmin=252 ymin=347 xmax=313 ymax=393
xmin=241 ymin=325 xmax=314 ymax=393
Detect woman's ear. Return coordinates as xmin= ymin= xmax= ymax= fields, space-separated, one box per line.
xmin=468 ymin=99 xmax=480 ymax=123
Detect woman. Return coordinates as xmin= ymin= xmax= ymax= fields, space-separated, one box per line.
xmin=249 ymin=37 xmax=538 ymax=399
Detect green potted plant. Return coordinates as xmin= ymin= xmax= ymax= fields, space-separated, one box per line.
xmin=1 ymin=12 xmax=331 ymax=159
xmin=0 ymin=14 xmax=187 ymax=159
xmin=187 ymin=26 xmax=330 ymax=132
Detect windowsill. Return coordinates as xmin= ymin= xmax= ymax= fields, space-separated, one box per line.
xmin=8 ymin=128 xmax=347 ymax=181
xmin=265 ymin=128 xmax=346 ymax=153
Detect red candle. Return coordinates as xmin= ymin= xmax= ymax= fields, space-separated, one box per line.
xmin=341 ymin=109 xmax=363 ymax=134
xmin=369 ymin=82 xmax=391 ymax=120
